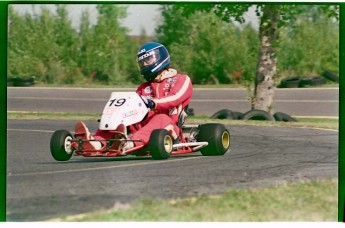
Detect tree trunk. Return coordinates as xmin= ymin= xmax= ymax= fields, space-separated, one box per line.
xmin=253 ymin=5 xmax=280 ymax=114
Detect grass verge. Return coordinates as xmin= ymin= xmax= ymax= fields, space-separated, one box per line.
xmin=186 ymin=116 xmax=339 ymax=130
xmin=7 ymin=111 xmax=338 ymax=130
xmin=50 ymin=179 xmax=337 ymax=222
xmin=7 ymin=111 xmax=99 ymax=120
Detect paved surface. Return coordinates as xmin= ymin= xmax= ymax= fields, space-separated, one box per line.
xmin=6 ymin=120 xmax=338 ymax=221
xmin=7 ymin=87 xmax=339 ymax=117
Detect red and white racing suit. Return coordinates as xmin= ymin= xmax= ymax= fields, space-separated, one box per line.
xmin=94 ymin=68 xmax=193 ymax=147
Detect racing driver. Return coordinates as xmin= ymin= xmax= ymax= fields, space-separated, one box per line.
xmin=74 ymin=42 xmax=193 ymax=153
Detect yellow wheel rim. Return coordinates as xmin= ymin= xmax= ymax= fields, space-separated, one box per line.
xmin=221 ymin=131 xmax=230 ymax=149
xmin=164 ymin=135 xmax=173 ymax=152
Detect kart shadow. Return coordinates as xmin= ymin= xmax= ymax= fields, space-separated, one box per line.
xmin=73 ymin=154 xmax=201 ymax=163
xmin=71 ymin=156 xmax=153 ymax=163
xmin=42 ymin=154 xmax=202 ymax=164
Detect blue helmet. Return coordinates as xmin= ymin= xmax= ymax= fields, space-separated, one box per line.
xmin=137 ymin=42 xmax=170 ymax=82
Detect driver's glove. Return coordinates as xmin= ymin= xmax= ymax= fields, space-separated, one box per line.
xmin=141 ymin=96 xmax=156 ymax=110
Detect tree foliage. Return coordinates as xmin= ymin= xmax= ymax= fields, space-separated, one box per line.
xmin=8 ymin=4 xmax=339 ymax=88
xmin=8 ymin=4 xmax=141 ymax=85
xmin=156 ymin=5 xmax=259 ymax=85
xmin=156 ymin=4 xmax=338 ymax=84
xmin=278 ymin=6 xmax=339 ymax=78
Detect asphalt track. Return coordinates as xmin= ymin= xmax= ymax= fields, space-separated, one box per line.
xmin=7 ymin=87 xmax=339 ymax=117
xmin=6 ymin=120 xmax=338 ymax=221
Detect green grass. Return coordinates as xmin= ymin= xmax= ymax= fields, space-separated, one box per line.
xmin=186 ymin=116 xmax=338 ymax=130
xmin=50 ymin=179 xmax=337 ymax=222
xmin=7 ymin=111 xmax=100 ymax=120
xmin=7 ymin=111 xmax=338 ymax=130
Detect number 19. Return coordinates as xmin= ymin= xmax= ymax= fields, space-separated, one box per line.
xmin=109 ymin=98 xmax=126 ymax=107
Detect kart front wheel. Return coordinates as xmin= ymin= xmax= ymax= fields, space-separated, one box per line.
xmin=149 ymin=129 xmax=173 ymax=160
xmin=197 ymin=123 xmax=230 ymax=156
xmin=50 ymin=130 xmax=74 ymax=161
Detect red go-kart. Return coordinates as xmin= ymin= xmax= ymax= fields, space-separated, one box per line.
xmin=50 ymin=92 xmax=231 ymax=161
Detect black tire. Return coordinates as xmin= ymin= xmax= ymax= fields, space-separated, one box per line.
xmin=13 ymin=77 xmax=35 ymax=87
xmin=210 ymin=109 xmax=233 ymax=120
xmin=231 ymin=111 xmax=244 ymax=120
xmin=50 ymin=130 xmax=74 ymax=161
xmin=148 ymin=129 xmax=173 ymax=160
xmin=196 ymin=123 xmax=230 ymax=156
xmin=322 ymin=71 xmax=339 ymax=82
xmin=309 ymin=76 xmax=326 ymax=86
xmin=273 ymin=112 xmax=297 ymax=122
xmin=299 ymin=77 xmax=325 ymax=87
xmin=278 ymin=77 xmax=301 ymax=88
xmin=242 ymin=109 xmax=274 ymax=121
xmin=299 ymin=78 xmax=313 ymax=87
xmin=7 ymin=78 xmax=15 ymax=87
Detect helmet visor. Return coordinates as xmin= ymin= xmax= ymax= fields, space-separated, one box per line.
xmin=138 ymin=49 xmax=160 ymax=68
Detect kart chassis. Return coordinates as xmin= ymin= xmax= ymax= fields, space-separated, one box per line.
xmin=69 ymin=124 xmax=208 ymax=157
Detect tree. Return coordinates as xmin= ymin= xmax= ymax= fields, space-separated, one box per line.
xmin=77 ymin=4 xmax=139 ymax=84
xmin=55 ymin=5 xmax=79 ymax=64
xmin=156 ymin=7 xmax=259 ymax=85
xmin=8 ymin=5 xmax=59 ymax=82
xmin=8 ymin=5 xmax=83 ymax=84
xmin=79 ymin=9 xmax=93 ymax=78
xmin=253 ymin=5 xmax=279 ymax=111
xmin=278 ymin=6 xmax=339 ymax=77
xmin=167 ymin=3 xmax=339 ymax=113
xmin=8 ymin=4 xmax=142 ymax=86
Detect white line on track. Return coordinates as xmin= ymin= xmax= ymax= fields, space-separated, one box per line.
xmin=294 ymin=127 xmax=338 ymax=132
xmin=8 ymin=97 xmax=106 ymax=101
xmin=7 ymin=128 xmax=54 ymax=133
xmin=7 ymin=87 xmax=137 ymax=91
xmin=192 ymin=100 xmax=338 ymax=103
xmin=7 ymin=96 xmax=338 ymax=103
xmin=8 ymin=156 xmax=201 ymax=177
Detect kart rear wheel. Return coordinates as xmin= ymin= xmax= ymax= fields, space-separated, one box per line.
xmin=197 ymin=123 xmax=230 ymax=156
xmin=50 ymin=130 xmax=74 ymax=161
xmin=149 ymin=129 xmax=173 ymax=160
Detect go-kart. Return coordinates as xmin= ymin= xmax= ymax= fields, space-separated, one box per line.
xmin=50 ymin=92 xmax=231 ymax=161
